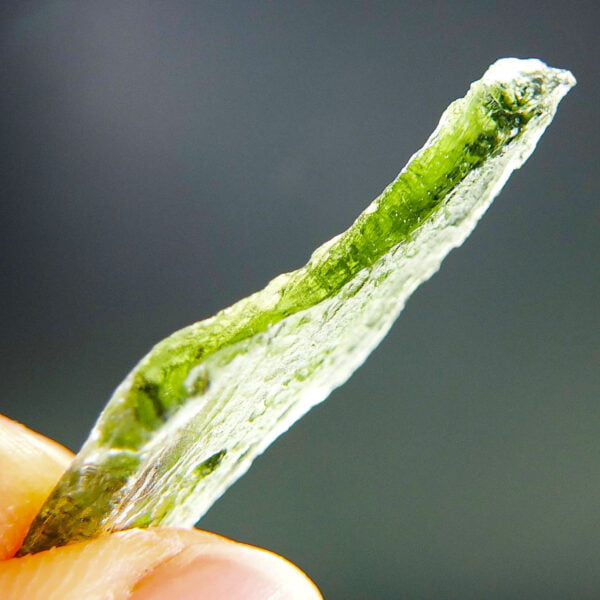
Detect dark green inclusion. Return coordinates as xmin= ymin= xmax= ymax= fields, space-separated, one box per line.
xmin=193 ymin=450 xmax=227 ymax=478
xmin=18 ymin=70 xmax=553 ymax=555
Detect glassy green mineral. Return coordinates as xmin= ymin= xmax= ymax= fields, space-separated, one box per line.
xmin=19 ymin=58 xmax=575 ymax=555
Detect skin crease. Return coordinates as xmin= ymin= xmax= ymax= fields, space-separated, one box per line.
xmin=0 ymin=415 xmax=322 ymax=600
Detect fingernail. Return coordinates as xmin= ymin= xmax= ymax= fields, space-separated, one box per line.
xmin=130 ymin=542 xmax=322 ymax=600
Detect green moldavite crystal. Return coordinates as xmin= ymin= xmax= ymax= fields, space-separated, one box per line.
xmin=19 ymin=58 xmax=575 ymax=554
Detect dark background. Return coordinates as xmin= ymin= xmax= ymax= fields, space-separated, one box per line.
xmin=1 ymin=2 xmax=598 ymax=598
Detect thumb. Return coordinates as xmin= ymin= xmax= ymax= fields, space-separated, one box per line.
xmin=0 ymin=528 xmax=323 ymax=600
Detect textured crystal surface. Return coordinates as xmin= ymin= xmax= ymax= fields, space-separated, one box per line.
xmin=20 ymin=58 xmax=575 ymax=554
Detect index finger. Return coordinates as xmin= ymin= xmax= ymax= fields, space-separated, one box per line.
xmin=0 ymin=415 xmax=73 ymax=559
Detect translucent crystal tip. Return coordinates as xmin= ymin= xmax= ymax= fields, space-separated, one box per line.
xmin=482 ymin=57 xmax=576 ymax=89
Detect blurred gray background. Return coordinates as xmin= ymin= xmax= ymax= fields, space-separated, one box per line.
xmin=1 ymin=2 xmax=598 ymax=598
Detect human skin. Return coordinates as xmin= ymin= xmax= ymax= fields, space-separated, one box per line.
xmin=0 ymin=415 xmax=322 ymax=600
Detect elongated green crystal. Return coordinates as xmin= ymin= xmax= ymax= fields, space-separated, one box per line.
xmin=19 ymin=58 xmax=575 ymax=554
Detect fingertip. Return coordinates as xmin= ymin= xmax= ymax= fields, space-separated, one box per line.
xmin=0 ymin=416 xmax=73 ymax=468
xmin=130 ymin=531 xmax=323 ymax=600
xmin=0 ymin=527 xmax=322 ymax=600
xmin=0 ymin=416 xmax=73 ymax=559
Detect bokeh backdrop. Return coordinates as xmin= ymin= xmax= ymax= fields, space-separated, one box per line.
xmin=1 ymin=2 xmax=598 ymax=598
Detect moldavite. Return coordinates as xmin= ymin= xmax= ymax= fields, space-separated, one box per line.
xmin=20 ymin=58 xmax=575 ymax=554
